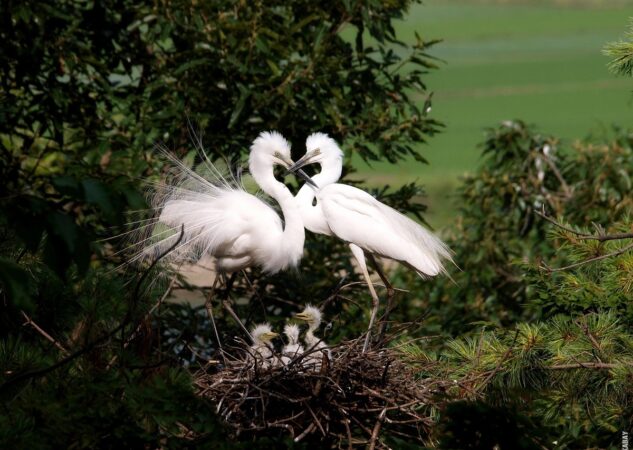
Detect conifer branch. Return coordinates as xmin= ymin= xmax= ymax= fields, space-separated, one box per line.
xmin=535 ymin=210 xmax=633 ymax=242
xmin=547 ymin=362 xmax=621 ymax=370
xmin=20 ymin=311 xmax=69 ymax=356
xmin=540 ymin=241 xmax=633 ymax=273
xmin=0 ymin=228 xmax=185 ymax=394
xmin=603 ymin=19 xmax=633 ymax=77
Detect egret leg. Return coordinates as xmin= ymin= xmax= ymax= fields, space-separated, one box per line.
xmin=349 ymin=243 xmax=380 ymax=353
xmin=222 ymin=272 xmax=237 ymax=299
xmin=205 ymin=276 xmax=226 ymax=364
xmin=367 ymin=254 xmax=395 ymax=341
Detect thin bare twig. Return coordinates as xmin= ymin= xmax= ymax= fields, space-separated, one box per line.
xmin=222 ymin=300 xmax=252 ymax=341
xmin=368 ymin=407 xmax=387 ymax=450
xmin=21 ymin=311 xmax=69 ymax=356
xmin=547 ymin=362 xmax=623 ymax=370
xmin=541 ymin=241 xmax=633 ymax=273
xmin=535 ymin=210 xmax=633 ymax=242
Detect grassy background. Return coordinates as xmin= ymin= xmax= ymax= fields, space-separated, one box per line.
xmin=351 ymin=0 xmax=633 ymax=228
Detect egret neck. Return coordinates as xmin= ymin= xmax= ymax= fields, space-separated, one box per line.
xmin=295 ymin=158 xmax=341 ymax=236
xmin=249 ymin=154 xmax=305 ymax=268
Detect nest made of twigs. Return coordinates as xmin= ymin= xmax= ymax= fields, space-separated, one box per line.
xmin=194 ymin=337 xmax=449 ymax=448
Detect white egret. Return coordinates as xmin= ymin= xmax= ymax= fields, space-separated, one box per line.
xmin=249 ymin=323 xmax=279 ymax=370
xmin=289 ymin=133 xmax=452 ymax=352
xmin=294 ymin=305 xmax=330 ymax=371
xmin=132 ymin=131 xmax=317 ymax=275
xmin=281 ymin=323 xmax=304 ymax=366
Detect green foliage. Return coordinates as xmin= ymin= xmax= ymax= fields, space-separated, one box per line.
xmin=604 ymin=18 xmax=633 ymax=77
xmin=397 ymin=121 xmax=633 ymax=447
xmin=400 ymin=121 xmax=633 ymax=337
xmin=0 ymin=0 xmax=440 ymax=447
xmin=419 ymin=313 xmax=633 ymax=448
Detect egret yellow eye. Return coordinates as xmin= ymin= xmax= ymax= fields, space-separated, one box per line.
xmin=274 ymin=151 xmax=281 ymax=158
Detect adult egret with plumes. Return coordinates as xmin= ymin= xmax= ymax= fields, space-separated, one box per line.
xmin=295 ymin=305 xmax=330 ymax=371
xmin=130 ymin=131 xmax=317 ymax=275
xmin=288 ymin=133 xmax=452 ymax=352
xmin=249 ymin=323 xmax=279 ymax=370
xmin=281 ymin=323 xmax=304 ymax=366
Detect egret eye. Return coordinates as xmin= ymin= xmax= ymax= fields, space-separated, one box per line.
xmin=273 ymin=151 xmax=282 ymax=158
xmin=313 ymin=148 xmax=321 ymax=155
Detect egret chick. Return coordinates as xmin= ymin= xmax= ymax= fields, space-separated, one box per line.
xmin=295 ymin=305 xmax=330 ymax=371
xmin=250 ymin=323 xmax=279 ymax=370
xmin=281 ymin=324 xmax=304 ymax=366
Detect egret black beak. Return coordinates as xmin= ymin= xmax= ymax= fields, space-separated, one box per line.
xmin=287 ymin=149 xmax=319 ymax=173
xmin=276 ymin=155 xmax=318 ymax=188
xmin=293 ymin=169 xmax=319 ymax=189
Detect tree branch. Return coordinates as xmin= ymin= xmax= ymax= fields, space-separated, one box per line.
xmin=535 ymin=210 xmax=633 ymax=242
xmin=21 ymin=311 xmax=69 ymax=356
xmin=540 ymin=241 xmax=633 ymax=273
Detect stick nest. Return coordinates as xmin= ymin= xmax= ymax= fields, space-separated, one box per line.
xmin=194 ymin=337 xmax=450 ymax=448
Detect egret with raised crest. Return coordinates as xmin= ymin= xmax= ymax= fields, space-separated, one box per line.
xmin=130 ymin=131 xmax=317 ymax=275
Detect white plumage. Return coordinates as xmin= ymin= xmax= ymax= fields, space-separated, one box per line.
xmin=130 ymin=131 xmax=314 ymax=274
xmin=249 ymin=323 xmax=279 ymax=370
xmin=295 ymin=305 xmax=330 ymax=371
xmin=289 ymin=133 xmax=453 ymax=351
xmin=281 ymin=323 xmax=304 ymax=366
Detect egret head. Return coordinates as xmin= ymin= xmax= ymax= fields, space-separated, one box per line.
xmin=286 ymin=133 xmax=343 ymax=187
xmin=249 ymin=131 xmax=317 ymax=188
xmin=287 ymin=132 xmax=343 ymax=172
xmin=251 ymin=323 xmax=279 ymax=344
xmin=294 ymin=305 xmax=323 ymax=327
xmin=283 ymin=323 xmax=301 ymax=344
xmin=250 ymin=131 xmax=294 ymax=169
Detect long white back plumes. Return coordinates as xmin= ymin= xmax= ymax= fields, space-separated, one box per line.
xmin=117 ymin=135 xmax=255 ymax=271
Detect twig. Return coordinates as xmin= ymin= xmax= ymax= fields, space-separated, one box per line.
xmin=294 ymin=423 xmax=316 ymax=443
xmin=222 ymin=300 xmax=252 ymax=341
xmin=21 ymin=311 xmax=69 ymax=356
xmin=368 ymin=407 xmax=386 ymax=450
xmin=541 ymin=241 xmax=633 ymax=273
xmin=547 ymin=362 xmax=622 ymax=370
xmin=0 ymin=227 xmax=185 ymax=393
xmin=539 ymin=153 xmax=571 ymax=198
xmin=113 ymin=275 xmax=176 ymax=363
xmin=478 ymin=330 xmax=519 ymax=390
xmin=535 ymin=210 xmax=633 ymax=242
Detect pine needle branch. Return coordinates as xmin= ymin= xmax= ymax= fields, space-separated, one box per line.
xmin=603 ymin=20 xmax=633 ymax=77
xmin=540 ymin=241 xmax=633 ymax=273
xmin=535 ymin=210 xmax=633 ymax=242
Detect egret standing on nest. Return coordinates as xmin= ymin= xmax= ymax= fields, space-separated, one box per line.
xmin=288 ymin=133 xmax=452 ymax=352
xmin=295 ymin=305 xmax=330 ymax=371
xmin=132 ymin=130 xmax=317 ymax=275
xmin=249 ymin=323 xmax=279 ymax=370
xmin=281 ymin=324 xmax=304 ymax=366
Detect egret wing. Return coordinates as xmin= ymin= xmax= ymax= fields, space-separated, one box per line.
xmin=320 ymin=184 xmax=451 ymax=276
xmin=128 ymin=154 xmax=282 ymax=268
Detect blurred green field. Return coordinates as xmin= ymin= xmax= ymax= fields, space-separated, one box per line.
xmin=352 ymin=0 xmax=633 ymax=228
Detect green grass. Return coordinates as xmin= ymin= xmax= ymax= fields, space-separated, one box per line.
xmin=351 ymin=0 xmax=633 ymax=229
